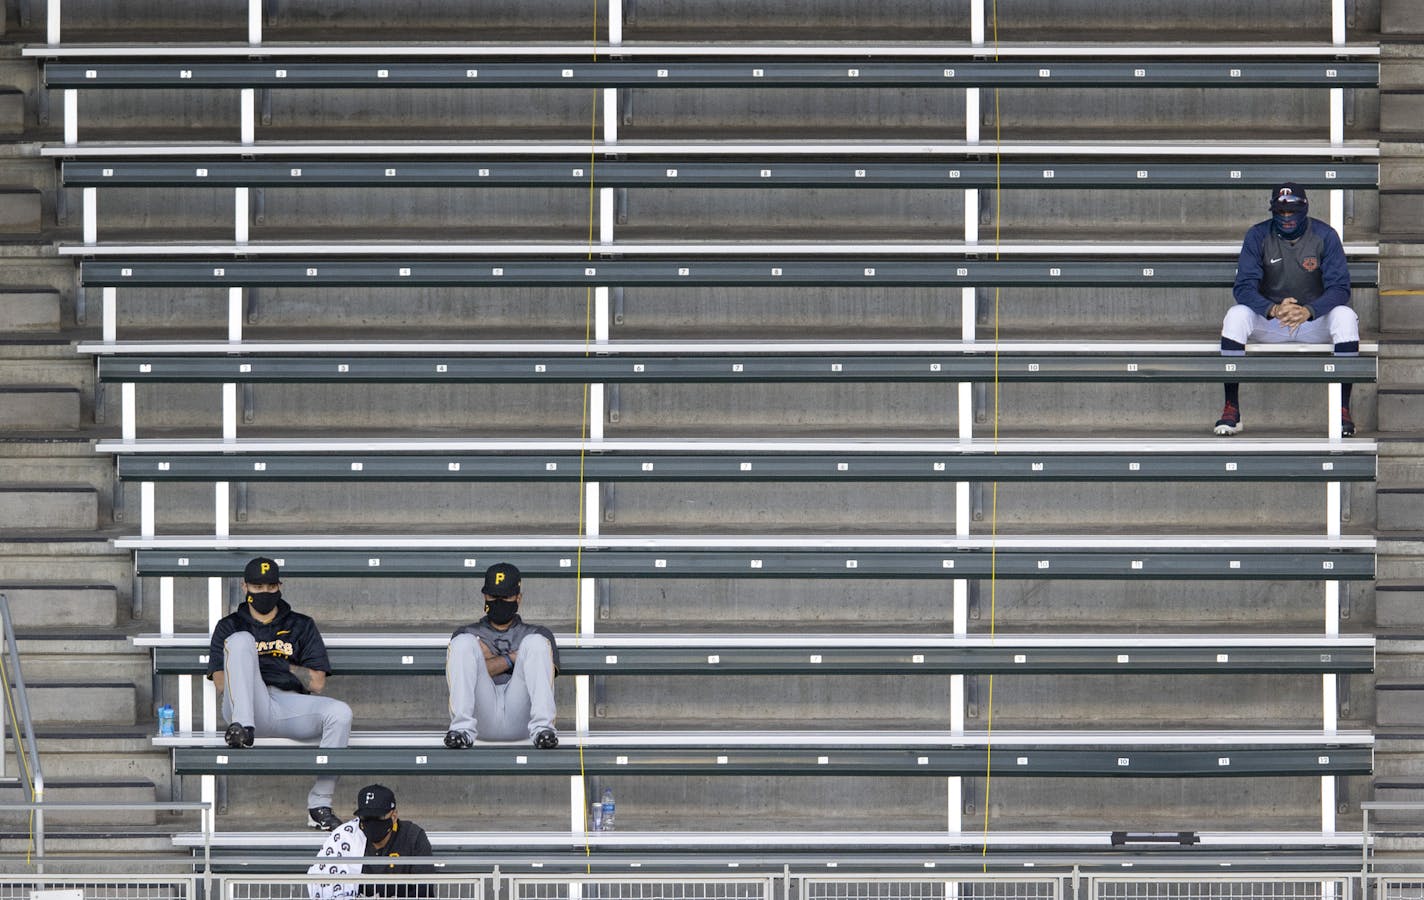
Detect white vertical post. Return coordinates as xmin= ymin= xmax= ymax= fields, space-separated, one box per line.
xmin=965 ymin=89 xmax=980 ymax=145
xmin=223 ymin=383 xmax=238 ymax=442
xmin=964 ymin=189 xmax=979 ymax=246
xmin=970 ymin=0 xmax=985 ymax=45
xmin=571 ymin=775 xmax=587 ymax=834
xmin=603 ymin=88 xmax=618 ymax=144
xmin=214 ymin=483 xmax=229 ymax=538
xmin=121 ymin=382 xmax=136 ymax=441
xmin=240 ymin=88 xmax=256 ymax=144
xmin=102 ymin=287 xmax=117 ymax=342
xmin=604 ymin=2 xmax=620 ymax=141
xmin=140 ymin=481 xmax=155 ymax=538
xmin=1329 ymin=188 xmax=1344 ymax=240
xmin=1332 ymin=0 xmax=1346 ymax=45
xmin=63 ymin=89 xmax=77 ymax=145
xmin=234 ymin=187 xmax=249 ymax=244
xmin=248 ymin=0 xmax=262 ymax=44
xmin=82 ymin=187 xmax=96 ymax=244
xmin=1328 ymin=381 xmax=1342 ymax=441
xmin=594 ymin=287 xmax=610 ymax=343
xmin=206 ymin=577 xmax=221 ymax=732
xmin=160 ymin=575 xmax=175 ymax=636
xmin=201 ymin=775 xmax=216 ymax=834
xmin=958 ymin=382 xmax=972 ymax=440
xmin=600 ymin=187 xmax=615 ymax=245
xmin=178 ymin=672 xmax=193 ymax=733
xmin=1329 ymin=88 xmax=1343 ymax=146
xmin=47 ymin=0 xmax=61 ymax=45
xmin=228 ymin=288 xmax=244 ymax=342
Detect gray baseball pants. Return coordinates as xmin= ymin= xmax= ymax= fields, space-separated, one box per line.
xmin=446 ymin=632 xmax=557 ymax=742
xmin=221 ymin=631 xmax=353 ymax=810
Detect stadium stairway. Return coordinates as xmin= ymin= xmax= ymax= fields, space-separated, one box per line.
xmin=1359 ymin=11 xmax=1424 ymax=856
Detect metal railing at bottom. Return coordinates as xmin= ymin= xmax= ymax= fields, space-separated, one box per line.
xmin=0 ymin=869 xmax=1402 ymax=900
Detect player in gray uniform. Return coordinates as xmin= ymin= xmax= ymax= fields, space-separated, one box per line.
xmin=207 ymin=557 xmax=353 ymax=830
xmin=444 ymin=562 xmax=559 ymax=749
xmin=1214 ymin=182 xmax=1359 ymax=436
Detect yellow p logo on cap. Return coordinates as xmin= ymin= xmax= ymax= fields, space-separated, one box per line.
xmin=494 ymin=572 xmax=505 ymax=585
xmin=260 ymin=562 xmax=272 ymax=576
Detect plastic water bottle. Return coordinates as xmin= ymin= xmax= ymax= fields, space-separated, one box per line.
xmin=589 ymin=800 xmax=603 ymax=832
xmin=600 ymin=787 xmax=615 ymax=831
xmin=157 ymin=704 xmax=175 ymax=736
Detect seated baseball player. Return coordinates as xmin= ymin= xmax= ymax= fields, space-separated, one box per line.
xmin=308 ymin=783 xmax=435 ymax=898
xmin=444 ymin=562 xmax=560 ymax=749
xmin=1214 ymin=182 xmax=1359 ymax=437
xmin=207 ymin=556 xmax=353 ymax=830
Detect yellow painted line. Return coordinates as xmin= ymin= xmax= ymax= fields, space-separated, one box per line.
xmin=1381 ymin=290 xmax=1424 ymax=295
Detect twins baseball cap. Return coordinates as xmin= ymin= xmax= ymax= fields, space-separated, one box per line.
xmin=355 ymin=783 xmax=396 ymax=819
xmin=243 ymin=557 xmax=281 ymax=585
xmin=1270 ymin=182 xmax=1308 ymax=211
xmin=482 ymin=562 xmax=521 ymax=598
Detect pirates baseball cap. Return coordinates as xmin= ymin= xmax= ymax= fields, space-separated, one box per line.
xmin=243 ymin=557 xmax=281 ymax=585
xmin=355 ymin=783 xmax=397 ymax=819
xmin=1270 ymin=183 xmax=1308 ymax=211
xmin=482 ymin=562 xmax=521 ymax=598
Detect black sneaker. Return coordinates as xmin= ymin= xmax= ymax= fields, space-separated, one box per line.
xmin=1341 ymin=406 xmax=1356 ymax=438
xmin=224 ymin=722 xmax=254 ymax=748
xmin=533 ymin=728 xmax=559 ymax=749
xmin=444 ymin=729 xmax=474 ymax=749
xmin=307 ymin=806 xmax=342 ymax=831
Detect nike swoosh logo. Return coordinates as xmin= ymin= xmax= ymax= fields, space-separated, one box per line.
xmin=277 ymin=630 xmax=290 ymax=635
xmin=1269 ymin=257 xmax=1283 ymax=264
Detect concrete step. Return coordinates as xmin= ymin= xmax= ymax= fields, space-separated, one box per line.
xmin=1379 ymin=583 xmax=1424 ymax=629
xmin=0 ymin=584 xmax=120 ymax=629
xmin=0 ymin=291 xmax=60 ymax=332
xmin=1378 ymin=684 xmax=1424 ymax=727
xmin=1381 ymin=488 xmax=1424 ymax=532
xmin=0 ymin=188 xmax=41 ymax=234
xmin=0 ymin=483 xmax=97 ymax=530
xmin=0 ymin=386 xmax=81 ymax=431
xmin=25 ymin=681 xmax=138 ymax=727
xmin=0 ymin=777 xmax=156 ymax=827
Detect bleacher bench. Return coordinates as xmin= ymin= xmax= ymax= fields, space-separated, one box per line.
xmin=138 ymin=632 xmax=1376 ymax=676
xmin=42 ymin=59 xmax=1379 ymax=91
xmin=164 ymin=729 xmax=1374 ymax=777
xmin=122 ymin=535 xmax=1377 ymax=582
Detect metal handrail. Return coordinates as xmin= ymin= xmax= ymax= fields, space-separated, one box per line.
xmin=0 ymin=593 xmax=45 ymax=867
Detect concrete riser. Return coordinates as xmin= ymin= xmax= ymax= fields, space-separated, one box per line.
xmin=0 ymin=585 xmax=120 ymax=629
xmin=204 ymin=770 xmax=1354 ymax=832
xmin=0 ymin=780 xmax=156 ymax=826
xmin=135 ymin=479 xmax=1372 ymax=533
xmin=0 ymin=388 xmax=80 ymax=431
xmin=0 ymin=292 xmax=61 ymax=332
xmin=0 ymin=487 xmax=98 ymax=530
xmin=98 ymin=285 xmax=1380 ymax=338
xmin=155 ymin=577 xmax=1359 ymax=633
xmin=25 ymin=683 xmax=137 ymax=726
xmin=112 ymin=381 xmax=1372 ymax=436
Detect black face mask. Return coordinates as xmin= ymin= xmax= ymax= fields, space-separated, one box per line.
xmin=485 ymin=598 xmax=518 ymax=626
xmin=246 ymin=591 xmax=281 ymax=615
xmin=360 ymin=817 xmax=394 ymax=844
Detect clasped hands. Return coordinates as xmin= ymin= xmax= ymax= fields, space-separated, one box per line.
xmin=1269 ymin=298 xmax=1311 ymax=333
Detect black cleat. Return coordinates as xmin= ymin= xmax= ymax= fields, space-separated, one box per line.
xmin=533 ymin=728 xmax=559 ymax=749
xmin=1341 ymin=407 xmax=1356 ymax=438
xmin=224 ymin=722 xmax=255 ymax=748
xmin=307 ymin=806 xmax=342 ymax=831
xmin=444 ymin=729 xmax=474 ymax=749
